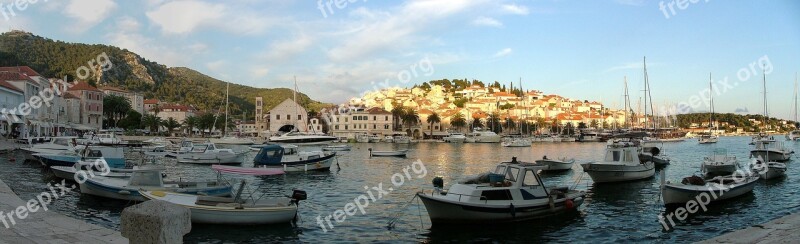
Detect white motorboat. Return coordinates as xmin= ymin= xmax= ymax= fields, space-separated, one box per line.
xmin=750 ymin=140 xmax=794 ymax=162
xmin=368 ymin=148 xmax=408 ymax=157
xmin=393 ymin=133 xmax=411 ymax=144
xmin=141 ymin=165 xmax=306 ymax=225
xmin=91 ymin=133 xmax=122 ymax=144
xmin=383 ymin=136 xmax=394 ymax=143
xmin=580 ymin=141 xmax=655 ymax=183
xmin=253 ymin=144 xmax=336 ymax=172
xmin=20 ymin=137 xmax=77 ymax=160
xmin=79 ymin=167 xmax=232 ymax=201
xmin=417 ymin=158 xmax=584 ymax=224
xmin=368 ymin=135 xmax=382 ymax=143
xmin=443 ymin=133 xmax=467 ymax=143
xmin=787 ymin=130 xmax=800 ymax=141
xmin=578 ymin=131 xmax=601 ymax=142
xmin=465 ymin=130 xmax=501 ymax=143
xmin=535 ymin=157 xmax=574 ymax=171
xmin=698 ymin=134 xmax=719 ymax=144
xmin=501 ymin=137 xmax=531 ymax=147
xmin=211 ymin=136 xmax=255 ymax=145
xmin=701 ymin=149 xmax=738 ymax=176
xmin=751 ymin=159 xmax=786 ymax=180
xmin=269 ymin=131 xmax=337 ymax=145
xmin=661 ymin=173 xmax=759 ymax=206
xmin=322 ymin=145 xmax=351 ymax=151
xmin=176 ymin=143 xmax=248 ymax=165
xmin=355 ymin=133 xmax=371 ymax=143
xmin=559 ymin=136 xmax=576 ymax=142
xmin=166 ymin=139 xmax=195 ymax=158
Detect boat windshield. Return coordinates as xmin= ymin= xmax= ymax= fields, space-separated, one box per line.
xmin=494 ymin=165 xmax=506 ymax=174
xmin=130 ymin=171 xmax=163 ymax=187
xmin=505 ymin=167 xmax=520 ymax=182
xmin=522 ymin=169 xmax=540 ymax=186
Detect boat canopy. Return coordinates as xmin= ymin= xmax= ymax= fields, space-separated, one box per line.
xmin=253 ymin=145 xmax=286 ymax=166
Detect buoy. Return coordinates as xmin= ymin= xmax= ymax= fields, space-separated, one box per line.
xmin=565 ymin=199 xmax=574 ymax=209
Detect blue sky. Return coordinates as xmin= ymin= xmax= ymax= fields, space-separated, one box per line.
xmin=1 ymin=0 xmax=799 ymax=119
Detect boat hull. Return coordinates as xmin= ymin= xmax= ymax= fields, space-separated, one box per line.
xmin=255 ymin=154 xmax=335 ymax=172
xmin=417 ymin=192 xmax=584 ymax=224
xmin=79 ymin=177 xmax=232 ymax=201
xmin=580 ymin=162 xmax=655 ymax=183
xmin=177 ymin=153 xmax=247 ymax=165
xmin=661 ymin=177 xmax=758 ymax=206
xmin=750 ymin=150 xmax=792 ymax=162
xmin=535 ymin=159 xmax=573 ymax=171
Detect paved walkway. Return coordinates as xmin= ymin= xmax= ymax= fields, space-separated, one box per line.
xmin=0 ymin=178 xmax=127 ymax=243
xmin=697 ymin=213 xmax=800 ymax=244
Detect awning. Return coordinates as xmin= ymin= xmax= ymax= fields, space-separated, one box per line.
xmin=28 ymin=119 xmax=40 ymax=125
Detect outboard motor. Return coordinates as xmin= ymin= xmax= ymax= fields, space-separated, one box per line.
xmin=432 ymin=176 xmax=444 ymax=189
xmin=291 ymin=190 xmax=307 ymax=204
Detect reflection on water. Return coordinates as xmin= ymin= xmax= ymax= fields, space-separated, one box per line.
xmin=1 ymin=136 xmax=800 ymax=242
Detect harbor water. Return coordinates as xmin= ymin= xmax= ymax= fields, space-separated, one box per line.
xmin=2 ymin=136 xmax=799 ymax=243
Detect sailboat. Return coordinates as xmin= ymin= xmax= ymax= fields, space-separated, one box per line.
xmin=787 ymin=73 xmax=800 ymax=141
xmin=502 ymin=78 xmax=532 ymax=147
xmin=699 ymin=73 xmax=719 ymax=144
xmin=750 ymin=69 xmax=794 ymax=161
xmin=212 ymin=82 xmax=255 ymax=145
xmin=268 ymin=77 xmax=337 ymax=145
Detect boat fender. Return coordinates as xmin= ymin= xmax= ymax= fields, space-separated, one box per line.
xmin=509 ymin=203 xmax=516 ymax=218
xmin=565 ymin=199 xmax=574 ymax=209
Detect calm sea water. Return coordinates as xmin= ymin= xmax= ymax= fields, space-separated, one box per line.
xmin=2 ymin=136 xmax=800 ymax=243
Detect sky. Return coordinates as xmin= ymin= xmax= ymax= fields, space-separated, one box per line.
xmin=1 ymin=0 xmax=799 ymax=119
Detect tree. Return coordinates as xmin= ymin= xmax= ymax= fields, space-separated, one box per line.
xmin=152 ymin=103 xmax=162 ymax=115
xmin=183 ymin=116 xmax=197 ymax=136
xmin=162 ymin=117 xmax=181 ymax=136
xmin=487 ymin=112 xmax=502 ymax=134
xmin=142 ymin=114 xmax=162 ymax=133
xmin=472 ymin=118 xmax=484 ymax=129
xmin=401 ymin=107 xmax=419 ymax=129
xmin=427 ymin=112 xmax=441 ymax=139
xmin=590 ymin=120 xmax=599 ymax=128
xmin=103 ymin=95 xmax=131 ymax=128
xmin=450 ymin=113 xmax=467 ymax=130
xmin=391 ymin=106 xmax=406 ymax=130
xmin=563 ymin=122 xmax=575 ymax=135
xmin=453 ymin=98 xmax=468 ymax=108
xmin=117 ymin=110 xmax=142 ymax=130
xmin=499 ymin=103 xmax=514 ymax=110
xmin=578 ymin=122 xmax=588 ymax=129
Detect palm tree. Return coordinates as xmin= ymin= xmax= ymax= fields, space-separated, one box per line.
xmin=152 ymin=103 xmax=162 ymax=116
xmin=427 ymin=112 xmax=441 ymax=139
xmin=450 ymin=113 xmax=466 ymax=131
xmin=142 ymin=115 xmax=162 ymax=133
xmin=103 ymin=95 xmax=131 ymax=128
xmin=401 ymin=107 xmax=419 ymax=129
xmin=183 ymin=116 xmax=197 ymax=136
xmin=391 ymin=106 xmax=406 ymax=130
xmin=162 ymin=118 xmax=181 ymax=136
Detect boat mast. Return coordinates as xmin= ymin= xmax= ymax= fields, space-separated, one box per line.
xmin=224 ymin=82 xmax=229 ymax=135
xmin=794 ymin=72 xmax=798 ymax=124
xmin=293 ymin=76 xmax=299 ymax=132
xmin=624 ymin=76 xmax=630 ymax=129
xmin=763 ymin=66 xmax=768 ymax=131
xmin=644 ymin=56 xmax=655 ymax=131
xmin=709 ymin=73 xmax=713 ymax=134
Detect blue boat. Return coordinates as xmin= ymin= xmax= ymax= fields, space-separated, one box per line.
xmin=253 ymin=144 xmax=336 ymax=172
xmin=34 ymin=146 xmax=126 ymax=168
xmin=79 ymin=167 xmax=232 ymax=201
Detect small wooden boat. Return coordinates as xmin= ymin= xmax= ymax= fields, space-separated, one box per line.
xmin=79 ymin=167 xmax=232 ymax=201
xmin=535 ymin=157 xmax=574 ymax=171
xmin=417 ymin=157 xmax=584 ymax=224
xmin=751 ymin=159 xmax=786 ymax=180
xmin=141 ymin=165 xmax=306 ymax=225
xmin=702 ymin=149 xmax=737 ymax=176
xmin=176 ymin=143 xmax=248 ymax=165
xmin=368 ymin=148 xmax=408 ymax=157
xmin=51 ymin=160 xmax=132 ymax=180
xmin=661 ymin=173 xmax=759 ymax=206
xmin=253 ymin=145 xmax=336 ymax=172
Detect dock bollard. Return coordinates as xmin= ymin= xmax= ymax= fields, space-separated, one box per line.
xmin=121 ymin=199 xmax=191 ymax=244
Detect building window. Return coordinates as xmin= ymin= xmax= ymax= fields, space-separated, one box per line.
xmin=298 ymin=115 xmax=302 ymax=121
xmin=384 ymin=125 xmax=389 ymax=129
xmin=373 ymin=124 xmax=376 ymax=129
xmin=353 ymin=116 xmax=357 ymax=121
xmin=276 ymin=115 xmax=280 ymax=120
xmin=345 ymin=125 xmax=348 ymax=130
xmin=288 ymin=115 xmax=291 ymax=120
xmin=373 ymin=116 xmax=376 ymax=121
xmin=385 ymin=116 xmax=388 ymax=121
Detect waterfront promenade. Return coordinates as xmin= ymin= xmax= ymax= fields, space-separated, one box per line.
xmin=0 ymin=139 xmax=127 ymax=244
xmin=697 ymin=213 xmax=800 ymax=243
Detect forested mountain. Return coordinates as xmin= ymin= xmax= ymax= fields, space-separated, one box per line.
xmin=675 ymin=113 xmax=796 ymax=132
xmin=0 ymin=30 xmax=328 ymax=117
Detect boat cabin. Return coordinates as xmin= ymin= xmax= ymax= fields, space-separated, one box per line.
xmin=446 ymin=160 xmax=554 ymax=202
xmin=604 ymin=141 xmax=641 ymax=164
xmin=128 ymin=168 xmax=165 ymax=187
xmin=190 ymin=143 xmax=219 ymax=153
xmin=254 ymin=145 xmax=323 ymax=166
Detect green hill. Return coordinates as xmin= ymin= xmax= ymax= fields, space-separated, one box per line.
xmin=0 ymin=30 xmax=328 ymax=117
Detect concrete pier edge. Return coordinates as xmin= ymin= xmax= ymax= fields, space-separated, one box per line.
xmin=696 ymin=213 xmax=800 ymax=243
xmin=0 ymin=177 xmax=127 ymax=243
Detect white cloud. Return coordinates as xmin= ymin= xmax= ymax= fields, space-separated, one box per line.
xmin=115 ymin=16 xmax=141 ymax=32
xmin=473 ymin=16 xmax=503 ymax=27
xmin=501 ymin=4 xmax=529 ymax=15
xmin=251 ymin=67 xmax=270 ymax=79
xmin=263 ymin=34 xmax=313 ymax=61
xmin=63 ymin=0 xmax=117 ymax=32
xmin=206 ymin=60 xmax=227 ymax=72
xmin=493 ymin=48 xmax=512 ymax=58
xmin=146 ymin=0 xmax=276 ymax=35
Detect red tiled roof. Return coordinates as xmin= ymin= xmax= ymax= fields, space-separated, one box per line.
xmin=367 ymin=107 xmax=391 ymax=115
xmin=0 ymin=80 xmax=22 ymax=93
xmin=0 ymin=66 xmax=41 ymax=77
xmin=63 ymin=93 xmax=80 ymax=99
xmin=68 ymin=81 xmax=101 ymax=92
xmin=144 ymin=99 xmax=159 ymax=104
xmin=159 ymin=104 xmax=193 ymax=112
